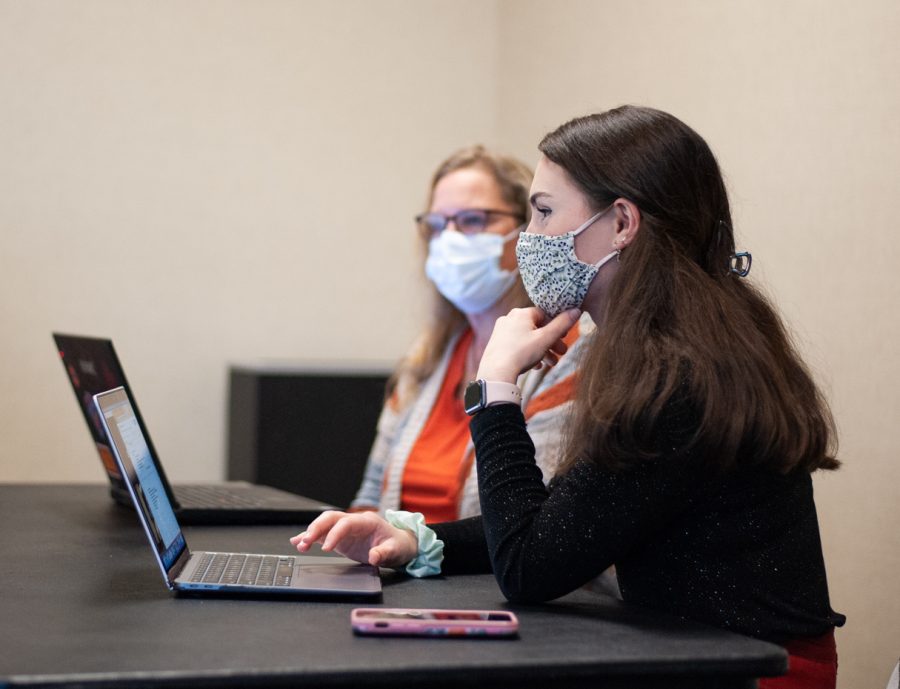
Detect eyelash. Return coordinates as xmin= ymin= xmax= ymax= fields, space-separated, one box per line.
xmin=536 ymin=206 xmax=551 ymax=218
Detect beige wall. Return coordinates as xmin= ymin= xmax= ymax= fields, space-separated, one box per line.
xmin=0 ymin=0 xmax=502 ymax=480
xmin=1 ymin=1 xmax=897 ymax=687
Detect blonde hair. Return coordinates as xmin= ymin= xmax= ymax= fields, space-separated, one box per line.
xmin=389 ymin=145 xmax=534 ymax=408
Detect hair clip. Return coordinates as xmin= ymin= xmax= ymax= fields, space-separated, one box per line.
xmin=730 ymin=251 xmax=752 ymax=277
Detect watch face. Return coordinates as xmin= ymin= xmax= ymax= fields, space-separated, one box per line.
xmin=463 ymin=380 xmax=483 ymax=415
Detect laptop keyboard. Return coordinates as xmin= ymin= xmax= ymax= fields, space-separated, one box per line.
xmin=175 ymin=485 xmax=260 ymax=508
xmin=190 ymin=552 xmax=295 ymax=587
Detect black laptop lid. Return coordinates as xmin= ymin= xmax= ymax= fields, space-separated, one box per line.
xmin=53 ymin=333 xmax=178 ymax=506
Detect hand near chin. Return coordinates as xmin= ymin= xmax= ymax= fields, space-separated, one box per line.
xmin=290 ymin=511 xmax=418 ymax=569
xmin=477 ymin=307 xmax=581 ymax=383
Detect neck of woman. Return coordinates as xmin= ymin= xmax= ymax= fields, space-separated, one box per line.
xmin=464 ymin=311 xmax=494 ymax=383
xmin=462 ymin=295 xmax=514 ymax=385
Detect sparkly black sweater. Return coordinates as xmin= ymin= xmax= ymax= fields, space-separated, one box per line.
xmin=430 ymin=404 xmax=845 ymax=644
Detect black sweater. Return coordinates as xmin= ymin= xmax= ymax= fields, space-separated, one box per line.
xmin=431 ymin=404 xmax=845 ymax=644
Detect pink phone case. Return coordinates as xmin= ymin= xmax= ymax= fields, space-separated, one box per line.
xmin=351 ymin=607 xmax=519 ymax=637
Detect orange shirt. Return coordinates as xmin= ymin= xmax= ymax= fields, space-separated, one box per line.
xmin=400 ymin=330 xmax=473 ymax=523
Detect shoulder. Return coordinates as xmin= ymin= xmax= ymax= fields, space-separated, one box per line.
xmin=393 ymin=327 xmax=469 ymax=412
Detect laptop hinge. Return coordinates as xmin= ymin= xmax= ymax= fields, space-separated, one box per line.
xmin=168 ymin=546 xmax=193 ymax=587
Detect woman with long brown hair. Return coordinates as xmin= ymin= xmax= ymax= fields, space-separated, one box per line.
xmin=293 ymin=106 xmax=844 ymax=688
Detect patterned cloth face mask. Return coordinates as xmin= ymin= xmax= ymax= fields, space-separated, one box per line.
xmin=516 ymin=207 xmax=618 ymax=318
xmin=425 ymin=227 xmax=521 ymax=314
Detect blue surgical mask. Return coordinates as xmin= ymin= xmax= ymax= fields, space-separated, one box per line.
xmin=425 ymin=228 xmax=521 ymax=314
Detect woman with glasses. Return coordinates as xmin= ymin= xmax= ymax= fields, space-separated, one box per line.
xmin=297 ymin=106 xmax=844 ymax=688
xmin=350 ymin=146 xmax=592 ymax=524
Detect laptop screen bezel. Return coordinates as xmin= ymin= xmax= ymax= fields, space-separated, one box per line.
xmin=94 ymin=387 xmax=190 ymax=588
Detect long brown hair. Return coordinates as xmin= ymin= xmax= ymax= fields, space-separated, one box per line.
xmin=389 ymin=146 xmax=533 ymax=409
xmin=541 ymin=106 xmax=838 ymax=474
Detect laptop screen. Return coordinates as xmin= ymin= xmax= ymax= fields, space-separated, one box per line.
xmin=53 ymin=335 xmax=128 ymax=484
xmin=53 ymin=334 xmax=177 ymax=505
xmin=95 ymin=387 xmax=187 ymax=572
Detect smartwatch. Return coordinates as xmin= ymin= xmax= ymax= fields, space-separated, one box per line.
xmin=463 ymin=380 xmax=523 ymax=416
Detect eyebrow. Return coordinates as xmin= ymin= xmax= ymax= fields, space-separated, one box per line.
xmin=529 ymin=192 xmax=550 ymax=206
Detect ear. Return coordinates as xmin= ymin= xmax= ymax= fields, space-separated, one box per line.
xmin=611 ymin=198 xmax=641 ymax=250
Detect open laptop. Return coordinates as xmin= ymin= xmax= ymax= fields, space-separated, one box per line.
xmin=94 ymin=386 xmax=381 ymax=599
xmin=53 ymin=333 xmax=335 ymax=525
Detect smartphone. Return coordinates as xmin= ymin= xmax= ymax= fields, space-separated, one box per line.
xmin=351 ymin=608 xmax=519 ymax=637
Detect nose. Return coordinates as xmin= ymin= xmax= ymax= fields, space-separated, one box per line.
xmin=444 ymin=218 xmax=462 ymax=233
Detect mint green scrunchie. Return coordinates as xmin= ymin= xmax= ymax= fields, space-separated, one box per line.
xmin=384 ymin=510 xmax=444 ymax=578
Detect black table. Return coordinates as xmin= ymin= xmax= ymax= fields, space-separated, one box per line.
xmin=0 ymin=484 xmax=786 ymax=688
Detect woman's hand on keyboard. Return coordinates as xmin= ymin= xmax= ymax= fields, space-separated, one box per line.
xmin=290 ymin=511 xmax=417 ymax=569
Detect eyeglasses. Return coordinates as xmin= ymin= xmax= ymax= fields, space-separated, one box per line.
xmin=415 ymin=208 xmax=524 ymax=236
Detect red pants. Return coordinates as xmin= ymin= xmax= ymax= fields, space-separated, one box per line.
xmin=758 ymin=630 xmax=837 ymax=689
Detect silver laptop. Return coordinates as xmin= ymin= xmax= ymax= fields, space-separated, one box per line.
xmin=94 ymin=386 xmax=381 ymax=599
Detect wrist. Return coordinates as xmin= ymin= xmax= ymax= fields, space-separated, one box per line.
xmin=475 ymin=365 xmax=519 ymax=384
xmin=399 ymin=527 xmax=418 ymax=562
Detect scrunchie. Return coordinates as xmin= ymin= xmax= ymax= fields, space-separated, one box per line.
xmin=384 ymin=510 xmax=444 ymax=577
